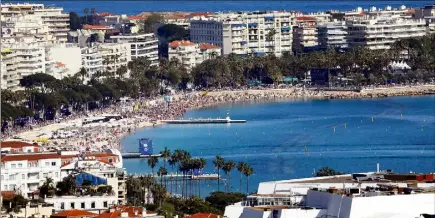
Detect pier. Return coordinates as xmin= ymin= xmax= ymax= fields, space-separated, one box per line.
xmin=162 ymin=112 xmax=246 ymax=124
xmin=121 ymin=153 xmax=162 ymax=159
xmin=131 ymin=173 xmax=220 ymax=181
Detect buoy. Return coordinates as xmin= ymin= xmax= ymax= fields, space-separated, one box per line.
xmin=344 ymin=123 xmax=347 ymax=129
xmin=372 ymin=117 xmax=374 ymax=122
xmin=400 ymin=114 xmax=403 ymax=119
xmin=333 ymin=127 xmax=336 ymax=133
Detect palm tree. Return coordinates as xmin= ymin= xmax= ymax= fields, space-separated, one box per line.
xmin=151 ymin=183 xmax=167 ymax=208
xmin=90 ymin=8 xmax=97 ymax=24
xmin=168 ymin=152 xmax=179 ymax=194
xmin=197 ymin=158 xmax=206 ymax=198
xmin=84 ymin=8 xmax=89 ymax=24
xmin=213 ymin=155 xmax=225 ymax=192
xmin=147 ymin=156 xmax=159 ymax=176
xmin=222 ymin=160 xmax=235 ymax=193
xmin=77 ymin=67 xmax=87 ymax=83
xmin=243 ymin=164 xmax=254 ymax=194
xmin=157 ymin=166 xmax=168 ymax=185
xmin=237 ymin=162 xmax=246 ymax=192
xmin=159 ymin=147 xmax=171 ymax=188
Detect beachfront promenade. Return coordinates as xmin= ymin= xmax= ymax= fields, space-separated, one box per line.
xmin=5 ymin=84 xmax=435 ymax=152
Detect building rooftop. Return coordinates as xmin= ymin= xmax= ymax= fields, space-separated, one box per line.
xmin=82 ymin=24 xmax=110 ymax=30
xmin=51 ymin=209 xmax=97 ymax=218
xmin=184 ymin=213 xmax=220 ymax=218
xmin=169 ymin=40 xmax=196 ymax=47
xmin=96 ymin=206 xmax=157 ymax=218
xmin=1 ymin=141 xmax=40 ymax=149
xmin=199 ymin=43 xmax=220 ymax=50
xmin=1 ymin=152 xmax=118 ymax=162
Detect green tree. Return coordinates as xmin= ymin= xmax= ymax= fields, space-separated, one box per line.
xmin=69 ymin=12 xmax=82 ymax=30
xmin=213 ymin=155 xmax=225 ymax=192
xmin=148 ymin=156 xmax=159 ymax=175
xmin=222 ymin=160 xmax=235 ymax=193
xmin=142 ymin=13 xmax=164 ymax=33
xmin=316 ymin=166 xmax=344 ymax=177
xmin=205 ymin=192 xmax=246 ymax=212
xmin=242 ymin=164 xmax=253 ymax=194
xmin=56 ymin=175 xmax=77 ymax=196
xmin=236 ymin=162 xmax=247 ymax=193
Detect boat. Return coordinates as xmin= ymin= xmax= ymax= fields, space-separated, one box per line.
xmin=162 ymin=112 xmax=246 ymax=124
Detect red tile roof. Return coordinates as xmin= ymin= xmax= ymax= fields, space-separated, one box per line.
xmin=169 ymin=40 xmax=196 ymax=48
xmin=128 ymin=15 xmax=147 ymax=21
xmin=1 ymin=141 xmax=39 ymax=148
xmin=296 ymin=16 xmax=317 ymax=21
xmin=199 ymin=43 xmax=220 ymax=50
xmin=99 ymin=12 xmax=115 ymax=17
xmin=97 ymin=206 xmax=156 ymax=218
xmin=82 ymin=24 xmax=109 ymax=30
xmin=1 ymin=191 xmax=16 ymax=201
xmin=51 ymin=210 xmax=97 ymax=218
xmin=185 ymin=213 xmax=219 ymax=218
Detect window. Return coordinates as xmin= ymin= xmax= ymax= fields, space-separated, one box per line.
xmin=70 ymin=203 xmax=75 ymax=209
xmin=3 ymin=185 xmax=7 ymax=190
xmin=103 ymin=201 xmax=108 ymax=208
xmin=55 ymin=172 xmax=59 ymax=178
xmin=1 ymin=175 xmax=3 ymax=180
xmin=11 ymin=164 xmax=16 ymax=168
xmin=91 ymin=202 xmax=95 ymax=208
xmin=60 ymin=203 xmax=64 ymax=210
xmin=9 ymin=175 xmax=15 ymax=180
xmin=45 ymin=162 xmax=49 ymax=167
xmin=22 ymin=174 xmax=25 ymax=179
xmin=18 ymin=163 xmax=22 ymax=168
xmin=81 ymin=202 xmax=85 ymax=209
xmin=9 ymin=185 xmax=14 ymax=190
xmin=51 ymin=162 xmax=56 ymax=166
xmin=43 ymin=173 xmax=48 ymax=178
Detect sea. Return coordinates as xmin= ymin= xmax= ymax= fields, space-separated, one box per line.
xmin=7 ymin=0 xmax=435 ymax=15
xmin=122 ymin=95 xmax=435 ymax=196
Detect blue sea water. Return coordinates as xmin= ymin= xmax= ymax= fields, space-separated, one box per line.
xmin=8 ymin=1 xmax=434 ymax=15
xmin=122 ymin=95 xmax=435 ymax=196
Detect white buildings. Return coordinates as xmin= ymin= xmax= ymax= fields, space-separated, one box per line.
xmin=190 ymin=11 xmax=301 ymax=56
xmin=0 ymin=3 xmax=68 ymax=90
xmin=293 ymin=16 xmax=319 ymax=52
xmin=224 ymin=172 xmax=435 ymax=218
xmin=1 ymin=3 xmax=69 ymax=42
xmin=168 ymin=40 xmax=221 ymax=71
xmin=110 ymin=33 xmax=159 ymax=66
xmin=49 ymin=44 xmax=83 ymax=79
xmin=0 ymin=147 xmax=123 ymax=198
xmin=346 ymin=17 xmax=427 ymax=50
xmin=45 ymin=195 xmax=119 ymax=213
xmin=317 ymin=21 xmax=348 ymax=49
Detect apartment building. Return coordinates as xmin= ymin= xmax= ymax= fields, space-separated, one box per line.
xmin=347 ymin=17 xmax=427 ymax=50
xmin=292 ymin=16 xmax=319 ymax=52
xmin=168 ymin=40 xmax=221 ymax=71
xmin=45 ymin=195 xmax=119 ymax=213
xmin=317 ymin=21 xmax=348 ymax=49
xmin=1 ymin=37 xmax=47 ymax=90
xmin=190 ymin=11 xmax=302 ymax=56
xmin=82 ymin=47 xmax=104 ymax=79
xmin=0 ymin=149 xmax=122 ymax=197
xmin=110 ymin=34 xmax=159 ymax=66
xmin=99 ymin=43 xmax=132 ymax=76
xmin=1 ymin=3 xmax=70 ymax=42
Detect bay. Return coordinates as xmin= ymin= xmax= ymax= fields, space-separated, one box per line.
xmin=122 ymin=95 xmax=435 ymax=196
xmin=10 ymin=1 xmax=434 ymax=15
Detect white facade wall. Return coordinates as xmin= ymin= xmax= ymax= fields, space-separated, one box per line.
xmin=99 ymin=43 xmax=132 ymax=76
xmin=50 ymin=45 xmax=83 ymax=79
xmin=190 ymin=12 xmax=299 ymax=56
xmin=347 ymin=18 xmax=427 ymax=50
xmin=317 ymin=21 xmax=348 ymax=49
xmin=0 ymin=158 xmax=62 ymax=196
xmin=110 ymin=34 xmax=159 ymax=66
xmin=45 ymin=195 xmax=118 ymax=213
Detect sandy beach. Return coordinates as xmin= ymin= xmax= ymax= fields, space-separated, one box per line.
xmin=8 ymin=84 xmax=435 ymax=151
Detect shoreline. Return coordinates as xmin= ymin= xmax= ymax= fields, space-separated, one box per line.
xmin=11 ymin=85 xmax=435 ymax=151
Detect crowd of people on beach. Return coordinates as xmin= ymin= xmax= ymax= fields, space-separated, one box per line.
xmin=2 ymin=84 xmax=434 ymax=152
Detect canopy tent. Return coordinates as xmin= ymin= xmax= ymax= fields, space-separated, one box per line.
xmin=76 ymin=172 xmax=107 ymax=186
xmin=389 ymin=61 xmax=411 ymax=70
